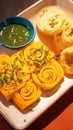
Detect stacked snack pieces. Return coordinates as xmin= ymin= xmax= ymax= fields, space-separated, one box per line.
xmin=36 ymin=5 xmax=73 ymax=56
xmin=0 ymin=41 xmax=64 ymax=109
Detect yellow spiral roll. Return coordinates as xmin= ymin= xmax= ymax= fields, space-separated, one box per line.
xmin=11 ymin=50 xmax=32 ymax=74
xmin=0 ymin=51 xmax=31 ymax=100
xmin=0 ymin=54 xmax=11 ymax=67
xmin=0 ymin=54 xmax=12 ymax=92
xmin=11 ymin=50 xmax=27 ymax=67
xmin=24 ymin=41 xmax=54 ymax=72
xmin=32 ymin=59 xmax=64 ymax=90
xmin=12 ymin=79 xmax=41 ymax=110
xmin=1 ymin=74 xmax=30 ymax=100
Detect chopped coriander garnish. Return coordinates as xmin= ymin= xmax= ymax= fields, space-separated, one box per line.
xmin=20 ymin=52 xmax=24 ymax=58
xmin=4 ymin=68 xmax=9 ymax=74
xmin=14 ymin=84 xmax=18 ymax=88
xmin=29 ymin=108 xmax=36 ymax=112
xmin=3 ymin=75 xmax=9 ymax=84
xmin=24 ymin=119 xmax=27 ymax=122
xmin=0 ymin=78 xmax=4 ymax=85
xmin=10 ymin=74 xmax=14 ymax=80
xmin=18 ymin=78 xmax=23 ymax=83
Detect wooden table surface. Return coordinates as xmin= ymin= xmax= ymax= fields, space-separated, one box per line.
xmin=0 ymin=0 xmax=73 ymax=130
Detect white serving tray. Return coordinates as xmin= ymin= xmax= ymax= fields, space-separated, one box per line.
xmin=0 ymin=0 xmax=73 ymax=129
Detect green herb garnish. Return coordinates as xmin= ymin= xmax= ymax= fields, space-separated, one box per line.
xmin=24 ymin=119 xmax=27 ymax=122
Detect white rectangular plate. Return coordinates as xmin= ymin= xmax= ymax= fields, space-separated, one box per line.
xmin=0 ymin=0 xmax=73 ymax=129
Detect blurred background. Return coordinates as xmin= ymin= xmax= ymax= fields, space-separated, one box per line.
xmin=0 ymin=0 xmax=39 ymax=21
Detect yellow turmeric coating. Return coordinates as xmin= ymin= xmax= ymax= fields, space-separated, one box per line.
xmin=32 ymin=59 xmax=64 ymax=90
xmin=24 ymin=41 xmax=55 ymax=72
xmin=0 ymin=54 xmax=12 ymax=92
xmin=0 ymin=41 xmax=64 ymax=109
xmin=12 ymin=79 xmax=41 ymax=110
xmin=0 ymin=51 xmax=30 ymax=100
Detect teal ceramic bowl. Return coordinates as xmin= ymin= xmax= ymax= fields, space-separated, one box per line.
xmin=0 ymin=16 xmax=35 ymax=49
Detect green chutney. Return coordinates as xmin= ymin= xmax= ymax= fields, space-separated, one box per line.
xmin=0 ymin=24 xmax=30 ymax=47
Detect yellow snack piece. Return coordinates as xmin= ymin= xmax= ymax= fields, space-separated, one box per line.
xmin=24 ymin=41 xmax=55 ymax=72
xmin=32 ymin=59 xmax=64 ymax=90
xmin=12 ymin=79 xmax=41 ymax=110
xmin=0 ymin=51 xmax=30 ymax=100
xmin=1 ymin=74 xmax=30 ymax=100
xmin=0 ymin=54 xmax=11 ymax=92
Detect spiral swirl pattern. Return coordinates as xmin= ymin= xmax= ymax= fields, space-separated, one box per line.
xmin=32 ymin=59 xmax=64 ymax=90
xmin=13 ymin=79 xmax=41 ymax=109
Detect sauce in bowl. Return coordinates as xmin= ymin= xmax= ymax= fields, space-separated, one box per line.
xmin=0 ymin=24 xmax=30 ymax=47
xmin=0 ymin=16 xmax=35 ymax=49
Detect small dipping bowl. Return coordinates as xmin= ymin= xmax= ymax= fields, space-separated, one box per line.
xmin=0 ymin=16 xmax=35 ymax=49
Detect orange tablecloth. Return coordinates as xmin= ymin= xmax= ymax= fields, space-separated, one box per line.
xmin=0 ymin=87 xmax=73 ymax=130
xmin=43 ymin=103 xmax=73 ymax=130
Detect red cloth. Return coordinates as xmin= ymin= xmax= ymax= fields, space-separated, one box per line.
xmin=43 ymin=103 xmax=73 ymax=130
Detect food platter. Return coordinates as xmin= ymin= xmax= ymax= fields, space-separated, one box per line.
xmin=0 ymin=0 xmax=73 ymax=129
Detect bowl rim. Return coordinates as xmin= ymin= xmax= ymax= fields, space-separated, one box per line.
xmin=0 ymin=16 xmax=36 ymax=49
